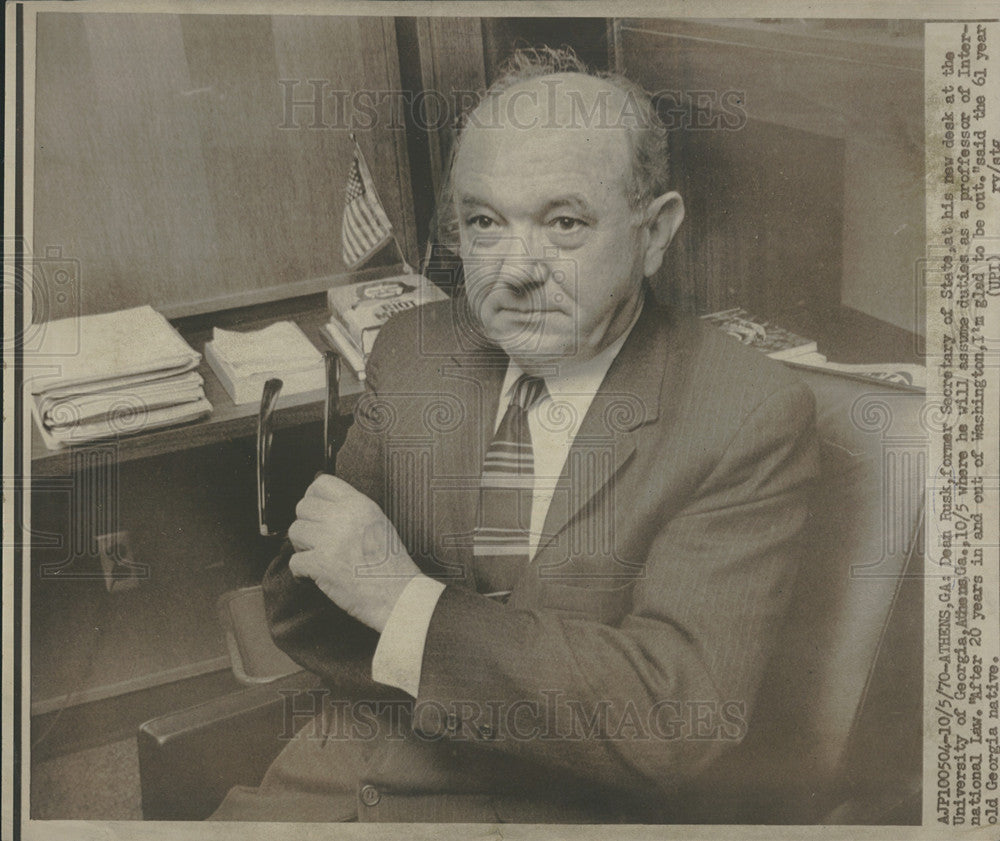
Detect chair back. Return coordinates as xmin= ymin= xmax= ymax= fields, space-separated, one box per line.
xmin=686 ymin=368 xmax=926 ymax=823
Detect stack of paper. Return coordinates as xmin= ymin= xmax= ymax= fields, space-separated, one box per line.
xmin=701 ymin=308 xmax=925 ymax=391
xmin=28 ymin=306 xmax=212 ymax=449
xmin=204 ymin=321 xmax=324 ymax=405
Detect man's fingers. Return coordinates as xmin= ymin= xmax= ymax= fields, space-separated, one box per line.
xmin=305 ymin=473 xmax=355 ymax=502
xmin=287 ymin=519 xmax=308 ymax=551
xmin=289 ymin=549 xmax=344 ymax=582
xmin=287 ymin=519 xmax=329 ymax=551
xmin=288 ymin=549 xmax=316 ymax=579
xmin=295 ymin=495 xmax=339 ymax=522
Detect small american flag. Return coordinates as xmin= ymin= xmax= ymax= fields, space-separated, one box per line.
xmin=341 ymin=142 xmax=394 ymax=268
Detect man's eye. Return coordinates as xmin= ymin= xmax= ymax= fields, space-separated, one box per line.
xmin=550 ymin=216 xmax=586 ymax=232
xmin=466 ymin=215 xmax=498 ymax=231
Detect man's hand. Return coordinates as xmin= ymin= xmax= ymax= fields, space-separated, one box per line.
xmin=287 ymin=474 xmax=420 ymax=634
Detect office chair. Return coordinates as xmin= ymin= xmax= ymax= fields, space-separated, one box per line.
xmin=138 ymin=365 xmax=925 ymax=823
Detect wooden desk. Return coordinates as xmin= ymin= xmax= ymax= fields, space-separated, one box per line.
xmin=31 ymin=294 xmax=364 ymax=477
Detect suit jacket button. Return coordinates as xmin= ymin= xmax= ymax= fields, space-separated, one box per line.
xmin=446 ymin=713 xmax=459 ymax=733
xmin=360 ymin=784 xmax=380 ymax=807
xmin=478 ymin=724 xmax=495 ymax=740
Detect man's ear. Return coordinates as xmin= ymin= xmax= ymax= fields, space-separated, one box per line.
xmin=641 ymin=191 xmax=684 ymax=278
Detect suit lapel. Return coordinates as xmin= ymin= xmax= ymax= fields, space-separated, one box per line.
xmin=534 ymin=297 xmax=680 ymax=560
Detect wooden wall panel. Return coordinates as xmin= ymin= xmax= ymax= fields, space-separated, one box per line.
xmin=614 ymin=19 xmax=924 ymax=338
xmin=415 ymin=17 xmax=486 ymax=202
xmin=33 ymin=13 xmax=416 ymax=319
xmin=663 ymin=117 xmax=842 ymax=331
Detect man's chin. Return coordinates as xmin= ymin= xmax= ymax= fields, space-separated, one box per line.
xmin=494 ymin=330 xmax=577 ymax=364
xmin=468 ymin=307 xmax=571 ymax=357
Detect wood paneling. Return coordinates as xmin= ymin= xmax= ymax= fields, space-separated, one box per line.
xmin=615 ymin=19 xmax=924 ymax=339
xmin=616 ymin=19 xmax=922 ymax=145
xmin=28 ymin=435 xmax=311 ymax=711
xmin=415 ymin=17 xmax=486 ymax=202
xmin=663 ymin=118 xmax=843 ymax=333
xmin=33 ymin=13 xmax=416 ymax=319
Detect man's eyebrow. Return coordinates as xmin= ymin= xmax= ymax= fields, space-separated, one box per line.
xmin=458 ymin=195 xmax=495 ymax=208
xmin=542 ymin=195 xmax=596 ymax=216
xmin=458 ymin=194 xmax=597 ymax=215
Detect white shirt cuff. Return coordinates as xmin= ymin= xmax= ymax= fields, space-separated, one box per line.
xmin=371 ymin=575 xmax=446 ymax=697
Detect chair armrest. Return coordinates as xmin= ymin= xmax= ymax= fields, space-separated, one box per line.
xmin=138 ymin=670 xmax=320 ymax=820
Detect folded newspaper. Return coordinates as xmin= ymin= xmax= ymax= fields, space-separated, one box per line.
xmin=28 ymin=305 xmax=211 ymax=448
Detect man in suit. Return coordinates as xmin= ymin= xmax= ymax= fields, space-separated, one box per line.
xmin=213 ymin=48 xmax=818 ymax=823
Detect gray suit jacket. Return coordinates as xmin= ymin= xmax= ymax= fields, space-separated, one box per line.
xmin=262 ymin=290 xmax=819 ymax=822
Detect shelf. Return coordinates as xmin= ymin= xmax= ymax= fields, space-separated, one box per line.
xmin=30 ymin=296 xmax=364 ymax=477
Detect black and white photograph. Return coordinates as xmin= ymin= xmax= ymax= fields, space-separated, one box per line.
xmin=3 ymin=4 xmax=998 ymax=839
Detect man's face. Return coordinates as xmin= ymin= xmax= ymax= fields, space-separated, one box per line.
xmin=451 ymin=77 xmax=654 ymax=371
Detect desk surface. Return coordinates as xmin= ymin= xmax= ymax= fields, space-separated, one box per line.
xmin=30 ymin=300 xmax=364 ymax=477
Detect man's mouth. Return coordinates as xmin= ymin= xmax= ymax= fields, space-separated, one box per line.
xmin=497 ymin=305 xmax=559 ymax=317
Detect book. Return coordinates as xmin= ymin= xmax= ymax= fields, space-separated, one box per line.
xmin=700 ymin=307 xmax=818 ymax=361
xmin=785 ymin=357 xmax=926 ymax=391
xmin=205 ymin=321 xmax=325 ymax=405
xmin=324 ymin=274 xmax=448 ymax=377
xmin=320 ymin=317 xmax=370 ymax=381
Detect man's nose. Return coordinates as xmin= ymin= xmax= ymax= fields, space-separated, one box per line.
xmin=493 ymin=256 xmax=548 ymax=296
xmin=467 ymin=229 xmax=551 ymax=289
xmin=504 ymin=257 xmax=549 ymax=285
xmin=497 ymin=227 xmax=550 ymax=286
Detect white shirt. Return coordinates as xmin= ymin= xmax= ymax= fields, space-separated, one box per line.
xmin=371 ymin=309 xmax=641 ymax=697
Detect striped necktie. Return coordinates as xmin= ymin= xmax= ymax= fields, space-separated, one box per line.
xmin=472 ymin=373 xmax=548 ymax=598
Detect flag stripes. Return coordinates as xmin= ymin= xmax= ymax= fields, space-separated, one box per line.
xmin=341 ymin=143 xmax=393 ymax=268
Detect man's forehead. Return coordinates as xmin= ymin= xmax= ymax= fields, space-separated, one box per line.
xmin=454 ymin=75 xmax=632 ymax=189
xmin=452 ymin=126 xmax=631 ymax=210
xmin=456 ymin=119 xmax=627 ymax=163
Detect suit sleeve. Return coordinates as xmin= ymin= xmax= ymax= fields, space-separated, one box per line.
xmin=414 ymin=380 xmax=819 ymax=796
xmin=261 ymin=333 xmax=401 ymax=699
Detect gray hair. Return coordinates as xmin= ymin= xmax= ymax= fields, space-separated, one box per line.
xmin=434 ymin=46 xmax=672 ymax=250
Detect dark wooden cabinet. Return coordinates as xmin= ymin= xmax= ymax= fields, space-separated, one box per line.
xmin=615 ymin=18 xmax=925 ymax=362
